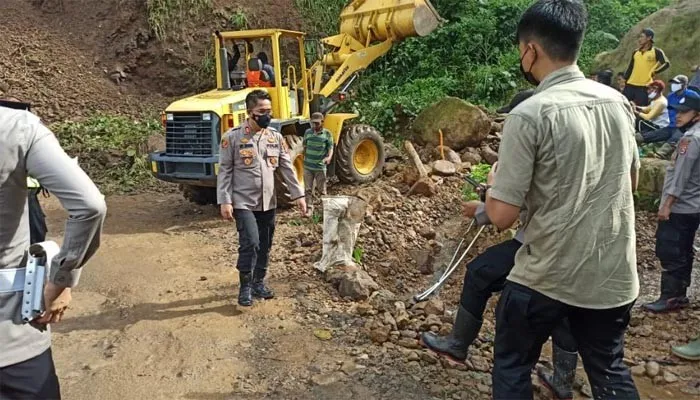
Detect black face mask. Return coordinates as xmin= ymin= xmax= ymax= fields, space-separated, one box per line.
xmin=252 ymin=112 xmax=271 ymax=129
xmin=519 ymin=47 xmax=540 ymax=87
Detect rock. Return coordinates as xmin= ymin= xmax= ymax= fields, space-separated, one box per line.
xmin=146 ymin=134 xmax=166 ymax=153
xmin=406 ymin=351 xmax=421 ymax=362
xmin=433 ymin=146 xmax=462 ymax=164
xmin=356 ymin=303 xmax=374 ymax=316
xmin=645 ymin=361 xmax=660 ymax=378
xmin=384 ymin=143 xmax=402 ymax=160
xmin=477 ymin=384 xmax=491 ymax=394
xmin=629 ymin=314 xmax=644 ymax=327
xmin=369 ymin=326 xmax=392 ymax=344
xmin=424 ymin=299 xmax=445 ymax=316
xmin=400 ymin=330 xmax=418 ymax=339
xmin=461 ymin=149 xmax=482 ymax=165
xmin=325 ymin=265 xmax=360 ymax=286
xmin=630 ymin=364 xmax=646 ymax=377
xmin=439 ymin=323 xmax=452 ymax=336
xmin=469 ymin=356 xmax=490 ymax=372
xmin=384 ymin=161 xmax=399 ymax=176
xmin=479 ymin=145 xmax=499 ymax=165
xmin=652 ymin=375 xmax=665 ymax=385
xmin=432 ymin=160 xmax=457 ymax=176
xmin=420 ymin=351 xmax=440 ymax=365
xmin=663 ymin=370 xmax=678 ymax=384
xmin=338 ymin=270 xmax=380 ymax=301
xmin=637 ymin=325 xmax=653 ymax=337
xmin=412 ymin=97 xmax=491 ymax=151
xmin=397 ymin=338 xmax=421 ymax=349
xmin=637 ymin=158 xmax=670 ymax=195
xmin=408 ymin=177 xmax=437 ymax=197
xmin=311 ymin=371 xmax=345 ymax=386
xmin=410 ymin=249 xmax=435 ymax=275
xmin=490 ymin=121 xmax=504 ymax=134
xmin=420 ymin=315 xmax=443 ymax=330
xmin=419 ymin=228 xmax=437 ymax=240
xmin=341 ymin=360 xmax=364 ymax=376
xmin=369 ymin=289 xmax=397 ymax=312
xmin=383 ymin=312 xmax=398 ymax=331
xmin=394 ymin=302 xmax=412 ymax=329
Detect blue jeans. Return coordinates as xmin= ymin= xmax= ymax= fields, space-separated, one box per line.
xmin=640 ymin=126 xmax=682 ymax=145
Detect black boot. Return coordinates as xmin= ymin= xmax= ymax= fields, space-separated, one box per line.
xmin=642 ymin=273 xmax=689 ymax=313
xmin=537 ymin=344 xmax=577 ymax=400
xmin=420 ymin=305 xmax=482 ymax=363
xmin=252 ymin=269 xmax=274 ymax=299
xmin=238 ymin=272 xmax=253 ymax=307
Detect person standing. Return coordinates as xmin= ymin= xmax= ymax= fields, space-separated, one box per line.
xmin=485 ymin=1 xmax=640 ymax=398
xmin=0 ymin=98 xmax=107 ymax=399
xmin=623 ymin=28 xmax=670 ymax=106
xmin=642 ymin=91 xmax=700 ymax=314
xmin=217 ymin=90 xmax=306 ymax=307
xmin=302 ymin=112 xmax=334 ymax=217
xmin=634 ymin=79 xmax=669 ymax=133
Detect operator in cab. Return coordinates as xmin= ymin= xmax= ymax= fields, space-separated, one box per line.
xmin=217 ymin=90 xmax=306 ymax=307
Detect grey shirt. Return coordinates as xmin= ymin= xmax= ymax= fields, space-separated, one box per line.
xmin=661 ymin=122 xmax=700 ymax=214
xmin=217 ymin=121 xmax=304 ymax=210
xmin=474 ymin=203 xmax=527 ymax=243
xmin=491 ymin=65 xmax=640 ymax=309
xmin=0 ymin=107 xmax=107 ymax=367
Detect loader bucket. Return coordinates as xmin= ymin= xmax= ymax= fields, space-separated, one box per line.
xmin=339 ymin=0 xmax=443 ymax=44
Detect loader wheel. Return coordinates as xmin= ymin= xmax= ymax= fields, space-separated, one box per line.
xmin=181 ymin=184 xmax=216 ymax=206
xmin=274 ymin=135 xmax=305 ymax=208
xmin=335 ymin=124 xmax=385 ymax=184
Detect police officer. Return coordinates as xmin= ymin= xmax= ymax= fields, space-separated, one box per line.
xmin=643 ymin=91 xmax=700 ymax=314
xmin=0 ymin=98 xmax=107 ymax=398
xmin=217 ymin=90 xmax=305 ymax=307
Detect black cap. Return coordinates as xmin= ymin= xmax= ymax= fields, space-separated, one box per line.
xmin=642 ymin=28 xmax=655 ymax=40
xmin=497 ymin=89 xmax=535 ymax=114
xmin=670 ymin=91 xmax=700 ymax=112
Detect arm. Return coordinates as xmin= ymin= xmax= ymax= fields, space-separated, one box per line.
xmin=664 ymin=138 xmax=699 ymax=204
xmin=324 ymin=131 xmax=334 ymax=163
xmin=473 ymin=202 xmax=492 ymax=226
xmin=639 ymin=100 xmax=665 ymax=121
xmin=217 ymin=132 xmax=235 ymax=205
xmin=277 ymin=133 xmax=304 ymax=201
xmin=623 ymin=53 xmax=635 ymax=80
xmin=653 ymin=48 xmax=670 ymax=75
xmin=485 ymin=115 xmax=537 ymax=230
xmin=26 ymin=125 xmax=107 ymax=288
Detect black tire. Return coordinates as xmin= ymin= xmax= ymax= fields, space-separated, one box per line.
xmin=274 ymin=135 xmax=305 ymax=208
xmin=335 ymin=124 xmax=385 ymax=184
xmin=180 ymin=184 xmax=216 ymax=206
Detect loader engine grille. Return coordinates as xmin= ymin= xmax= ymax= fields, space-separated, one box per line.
xmin=165 ymin=112 xmax=219 ymax=156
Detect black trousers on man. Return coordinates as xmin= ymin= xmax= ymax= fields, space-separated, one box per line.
xmin=233 ymin=209 xmax=276 ymax=273
xmin=623 ymin=84 xmax=649 ymax=106
xmin=28 ymin=188 xmax=47 ymax=245
xmin=656 ymin=212 xmax=700 ymax=289
xmin=492 ymin=282 xmax=639 ymax=399
xmin=460 ymin=239 xmax=578 ymax=353
xmin=0 ymin=349 xmax=61 ymax=399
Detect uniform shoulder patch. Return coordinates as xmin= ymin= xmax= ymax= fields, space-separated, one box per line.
xmin=221 ymin=134 xmax=230 ymax=149
xmin=678 ymin=138 xmax=689 ymax=156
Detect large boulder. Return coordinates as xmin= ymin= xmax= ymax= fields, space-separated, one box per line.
xmin=638 ymin=158 xmax=669 ymax=195
xmin=593 ymin=0 xmax=700 ymax=82
xmin=412 ymin=97 xmax=491 ymax=152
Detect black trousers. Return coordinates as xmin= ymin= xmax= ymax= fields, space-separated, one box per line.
xmin=460 ymin=239 xmax=578 ymax=353
xmin=623 ymin=84 xmax=649 ymax=106
xmin=0 ymin=349 xmax=61 ymax=399
xmin=28 ymin=189 xmax=47 ymax=245
xmin=233 ymin=209 xmax=276 ymax=273
xmin=639 ymin=126 xmax=679 ymax=144
xmin=655 ymin=212 xmax=700 ymax=288
xmin=493 ymin=282 xmax=638 ymax=400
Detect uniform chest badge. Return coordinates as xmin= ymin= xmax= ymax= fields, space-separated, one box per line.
xmin=244 ymin=158 xmax=253 ymax=166
xmin=267 ymin=137 xmax=276 ymax=143
xmin=270 ymin=157 xmax=278 ymax=166
xmin=241 ymin=137 xmax=250 ymax=144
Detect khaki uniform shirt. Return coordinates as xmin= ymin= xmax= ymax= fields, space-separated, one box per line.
xmin=217 ymin=121 xmax=304 ymax=210
xmin=661 ymin=122 xmax=700 ymax=214
xmin=492 ymin=65 xmax=640 ymax=309
xmin=1 ymin=107 xmax=106 ymax=367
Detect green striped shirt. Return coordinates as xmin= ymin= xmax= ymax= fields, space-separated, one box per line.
xmin=303 ymin=129 xmax=333 ymax=171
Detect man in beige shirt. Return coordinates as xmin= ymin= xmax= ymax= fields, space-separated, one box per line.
xmin=483 ymin=1 xmax=640 ymax=398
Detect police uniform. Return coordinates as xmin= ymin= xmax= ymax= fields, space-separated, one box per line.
xmin=0 ymin=105 xmax=107 ymax=398
xmin=217 ymin=121 xmax=303 ymax=303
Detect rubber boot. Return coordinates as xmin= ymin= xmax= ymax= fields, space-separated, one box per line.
xmin=643 ymin=273 xmax=689 ymax=313
xmin=420 ymin=305 xmax=482 ymax=363
xmin=672 ymin=338 xmax=700 ymax=361
xmin=537 ymin=344 xmax=577 ymax=400
xmin=238 ymin=272 xmax=253 ymax=307
xmin=252 ymin=269 xmax=274 ymax=299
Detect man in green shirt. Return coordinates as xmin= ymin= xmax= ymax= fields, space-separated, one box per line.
xmin=302 ymin=112 xmax=333 ymax=217
xmin=485 ymin=1 xmax=640 ymax=398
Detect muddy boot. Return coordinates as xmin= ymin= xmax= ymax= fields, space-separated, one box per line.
xmin=420 ymin=305 xmax=482 ymax=363
xmin=537 ymin=344 xmax=577 ymax=400
xmin=238 ymin=272 xmax=253 ymax=307
xmin=654 ymin=142 xmax=676 ymax=160
xmin=252 ymin=269 xmax=274 ymax=299
xmin=672 ymin=338 xmax=700 ymax=361
xmin=642 ymin=273 xmax=689 ymax=313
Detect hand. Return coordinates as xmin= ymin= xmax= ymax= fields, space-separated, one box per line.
xmin=323 ymin=157 xmax=332 ymax=165
xmin=297 ymin=198 xmax=308 ymax=216
xmin=462 ymin=201 xmax=482 ymax=219
xmin=36 ymin=282 xmax=72 ymax=324
xmin=487 ymin=162 xmax=498 ymax=186
xmin=658 ymin=205 xmax=671 ymax=221
xmin=220 ymin=204 xmax=234 ymax=220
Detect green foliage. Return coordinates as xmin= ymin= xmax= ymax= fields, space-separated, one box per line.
xmin=294 ymin=0 xmax=347 ymax=36
xmin=228 ymin=8 xmax=249 ymax=30
xmin=633 ymin=191 xmax=660 ymax=212
xmin=146 ymin=0 xmax=212 ymax=41
xmin=352 ymin=247 xmax=364 ymax=265
xmin=186 ymin=47 xmax=216 ymax=90
xmin=52 ymin=115 xmax=162 ymax=194
xmin=462 ymin=163 xmax=492 ymax=201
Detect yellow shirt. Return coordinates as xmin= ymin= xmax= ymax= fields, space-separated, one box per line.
xmin=624 ymin=47 xmax=670 ymax=87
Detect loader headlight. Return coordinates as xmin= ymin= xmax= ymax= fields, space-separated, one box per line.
xmin=166 ymin=113 xmax=174 ymax=121
xmin=202 ymin=113 xmax=211 ymax=121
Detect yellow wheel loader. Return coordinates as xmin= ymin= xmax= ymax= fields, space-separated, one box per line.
xmin=148 ymin=0 xmax=443 ymax=205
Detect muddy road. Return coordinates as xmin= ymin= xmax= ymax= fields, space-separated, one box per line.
xmin=42 ymin=193 xmax=700 ymax=400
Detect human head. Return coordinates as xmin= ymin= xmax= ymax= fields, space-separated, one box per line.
xmin=311 ymin=112 xmax=324 ymax=131
xmin=647 ymin=80 xmax=665 ymax=99
xmin=516 ymin=0 xmax=588 ymax=85
xmin=257 ymin=52 xmax=269 ymax=65
xmin=670 ymin=91 xmax=700 ymax=129
xmin=596 ymin=69 xmax=613 ymax=87
xmin=496 ymin=89 xmax=535 ymax=114
xmin=638 ymin=28 xmax=654 ymax=48
xmin=246 ymin=89 xmax=272 ymax=130
xmin=616 ymin=72 xmax=626 ymax=90
xmin=669 ymin=75 xmax=689 ymax=94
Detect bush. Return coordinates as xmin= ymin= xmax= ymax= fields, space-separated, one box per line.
xmin=52 ymin=115 xmax=162 ymax=194
xmin=462 ymin=163 xmax=492 ymax=201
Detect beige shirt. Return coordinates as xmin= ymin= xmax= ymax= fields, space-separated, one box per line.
xmin=492 ymin=65 xmax=640 ymax=309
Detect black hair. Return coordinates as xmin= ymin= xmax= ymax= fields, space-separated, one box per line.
xmin=246 ymin=89 xmax=271 ymax=110
xmin=596 ymin=69 xmax=613 ymax=86
xmin=617 ymin=72 xmax=625 ymax=78
xmin=516 ymin=0 xmax=588 ymax=62
xmin=257 ymin=52 xmax=269 ymax=65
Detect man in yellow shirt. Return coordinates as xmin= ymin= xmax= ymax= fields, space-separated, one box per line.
xmin=623 ymin=28 xmax=670 ymax=106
